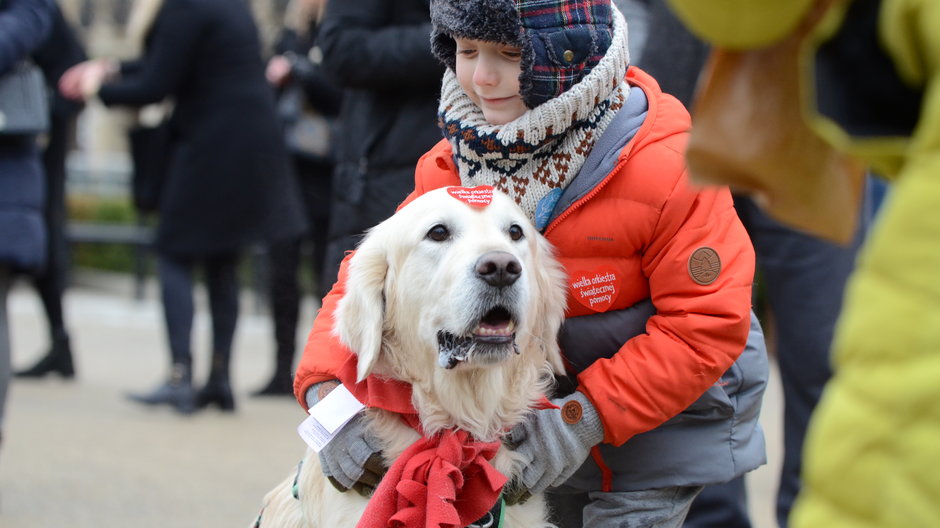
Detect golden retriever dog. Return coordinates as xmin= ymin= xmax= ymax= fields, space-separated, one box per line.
xmin=254 ymin=187 xmax=567 ymax=528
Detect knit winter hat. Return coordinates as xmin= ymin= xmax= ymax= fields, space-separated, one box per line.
xmin=430 ymin=0 xmax=615 ymax=108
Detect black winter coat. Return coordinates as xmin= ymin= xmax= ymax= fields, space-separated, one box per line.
xmin=317 ymin=0 xmax=445 ymax=281
xmin=33 ymin=4 xmax=86 ymax=121
xmin=0 ymin=0 xmax=53 ymax=272
xmin=97 ymin=0 xmax=306 ymax=256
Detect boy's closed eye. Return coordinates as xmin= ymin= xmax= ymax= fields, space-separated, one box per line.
xmin=499 ymin=46 xmax=522 ymax=60
xmin=455 ymin=39 xmax=522 ymax=61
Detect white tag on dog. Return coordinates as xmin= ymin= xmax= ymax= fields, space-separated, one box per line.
xmin=297 ymin=384 xmax=365 ymax=452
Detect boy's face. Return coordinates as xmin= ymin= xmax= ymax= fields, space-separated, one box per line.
xmin=454 ymin=37 xmax=527 ymax=125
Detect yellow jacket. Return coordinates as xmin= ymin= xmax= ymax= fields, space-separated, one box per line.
xmin=666 ymin=0 xmax=940 ymax=526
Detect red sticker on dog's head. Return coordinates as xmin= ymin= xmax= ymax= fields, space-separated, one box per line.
xmin=570 ymin=266 xmax=620 ymax=312
xmin=447 ymin=186 xmax=494 ymax=208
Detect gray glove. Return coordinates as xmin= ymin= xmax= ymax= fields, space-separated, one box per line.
xmin=306 ymin=381 xmax=388 ymax=496
xmin=504 ymin=391 xmax=604 ymax=502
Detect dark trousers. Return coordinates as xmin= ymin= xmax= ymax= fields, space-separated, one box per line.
xmin=158 ymin=252 xmax=239 ymax=380
xmin=684 ymin=477 xmax=750 ymax=528
xmin=32 ymin=114 xmax=73 ymax=342
xmin=267 ymin=158 xmax=332 ymax=378
xmin=684 ymin=181 xmax=881 ymax=528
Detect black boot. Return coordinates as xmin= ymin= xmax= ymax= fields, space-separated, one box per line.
xmin=251 ymin=371 xmax=294 ymax=397
xmin=195 ymin=379 xmax=235 ymax=411
xmin=195 ymin=353 xmax=235 ymax=411
xmin=15 ymin=336 xmax=75 ymax=378
xmin=126 ymin=363 xmax=195 ymax=414
xmin=252 ymin=344 xmax=294 ymax=397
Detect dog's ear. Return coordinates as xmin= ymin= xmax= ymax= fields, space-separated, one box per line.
xmin=531 ymin=235 xmax=569 ymax=375
xmin=335 ymin=226 xmax=389 ymax=382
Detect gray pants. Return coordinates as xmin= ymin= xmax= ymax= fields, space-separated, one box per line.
xmin=547 ymin=486 xmax=703 ymax=528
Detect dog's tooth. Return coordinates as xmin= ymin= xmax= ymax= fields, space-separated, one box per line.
xmin=474 ymin=320 xmax=516 ymax=337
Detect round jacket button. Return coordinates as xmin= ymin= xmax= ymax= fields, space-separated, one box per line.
xmin=563 ymin=49 xmax=575 ymax=63
xmin=562 ymin=400 xmax=583 ymax=424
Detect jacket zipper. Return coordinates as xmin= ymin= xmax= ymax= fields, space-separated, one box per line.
xmin=543 ymin=156 xmax=630 ymax=237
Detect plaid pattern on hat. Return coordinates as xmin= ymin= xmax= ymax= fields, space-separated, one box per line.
xmin=518 ymin=0 xmax=613 ymax=106
xmin=430 ymin=0 xmax=615 ymax=108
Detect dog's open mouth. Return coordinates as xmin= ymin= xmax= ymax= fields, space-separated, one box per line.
xmin=437 ymin=306 xmax=518 ymax=369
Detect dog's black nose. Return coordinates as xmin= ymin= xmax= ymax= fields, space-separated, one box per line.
xmin=475 ymin=251 xmax=521 ymax=287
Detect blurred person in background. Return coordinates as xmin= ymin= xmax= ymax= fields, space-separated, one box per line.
xmin=257 ymin=0 xmax=343 ymax=397
xmin=661 ymin=0 xmax=937 ymax=526
xmin=59 ymin=0 xmax=306 ymax=414
xmin=0 ymin=0 xmax=55 ymax=449
xmin=314 ymin=0 xmax=444 ymax=295
xmin=15 ymin=1 xmax=87 ymax=381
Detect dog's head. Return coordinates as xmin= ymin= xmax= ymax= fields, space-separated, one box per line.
xmin=334 ymin=187 xmax=568 ymax=384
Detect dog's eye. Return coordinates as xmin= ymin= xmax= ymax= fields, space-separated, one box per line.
xmin=508 ymin=224 xmax=524 ymax=241
xmin=426 ymin=224 xmax=450 ymax=242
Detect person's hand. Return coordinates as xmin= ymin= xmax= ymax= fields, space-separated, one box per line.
xmin=318 ymin=410 xmax=388 ymax=496
xmin=58 ymin=61 xmax=92 ymax=101
xmin=79 ymin=59 xmax=117 ymax=98
xmin=265 ymin=55 xmax=292 ymax=86
xmin=305 ymin=381 xmax=388 ymax=497
xmin=58 ymin=59 xmax=117 ymax=101
xmin=504 ymin=391 xmax=604 ymax=503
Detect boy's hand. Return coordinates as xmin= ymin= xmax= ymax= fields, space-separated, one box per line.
xmin=306 ymin=381 xmax=388 ymax=496
xmin=318 ymin=411 xmax=388 ymax=496
xmin=504 ymin=391 xmax=604 ymax=498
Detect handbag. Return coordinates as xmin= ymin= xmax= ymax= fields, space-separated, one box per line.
xmin=0 ymin=61 xmax=50 ymax=135
xmin=129 ymin=104 xmax=173 ymax=213
xmin=684 ymin=0 xmax=864 ymax=244
xmin=278 ymin=83 xmax=333 ymax=162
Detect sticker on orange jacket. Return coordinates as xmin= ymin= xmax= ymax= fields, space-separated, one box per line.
xmin=570 ymin=266 xmax=619 ymax=312
xmin=447 ymin=186 xmax=494 ymax=207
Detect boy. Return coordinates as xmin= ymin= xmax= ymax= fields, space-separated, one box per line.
xmin=295 ymin=1 xmax=768 ymax=526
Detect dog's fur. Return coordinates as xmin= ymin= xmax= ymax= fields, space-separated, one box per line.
xmin=256 ymin=188 xmax=568 ymax=528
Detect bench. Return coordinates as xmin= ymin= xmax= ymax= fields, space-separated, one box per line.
xmin=66 ymin=218 xmax=155 ymax=300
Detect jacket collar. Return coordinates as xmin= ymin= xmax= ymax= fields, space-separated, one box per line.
xmin=546 ymin=84 xmax=649 ymax=226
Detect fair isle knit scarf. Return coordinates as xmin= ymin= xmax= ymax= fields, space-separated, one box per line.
xmin=438 ymin=7 xmax=630 ymax=230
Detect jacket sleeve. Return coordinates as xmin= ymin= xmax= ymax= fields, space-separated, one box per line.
xmin=294 ymin=252 xmax=356 ymax=408
xmin=97 ymin=0 xmax=201 ymax=106
xmin=287 ymin=55 xmax=344 ymax=118
xmin=576 ymin=145 xmax=756 ymax=446
xmin=317 ymin=0 xmax=443 ymax=91
xmin=0 ymin=0 xmax=54 ymax=74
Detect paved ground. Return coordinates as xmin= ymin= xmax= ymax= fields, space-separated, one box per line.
xmin=1 ymin=270 xmax=783 ymax=528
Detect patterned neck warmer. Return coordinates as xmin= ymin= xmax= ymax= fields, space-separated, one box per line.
xmin=438 ymin=7 xmax=630 ymax=230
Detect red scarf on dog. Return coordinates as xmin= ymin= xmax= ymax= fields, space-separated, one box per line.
xmin=336 ymin=356 xmax=507 ymax=528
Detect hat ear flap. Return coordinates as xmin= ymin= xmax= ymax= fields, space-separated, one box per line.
xmin=430 ymin=26 xmax=457 ymax=71
xmin=335 ymin=228 xmax=389 ymax=382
